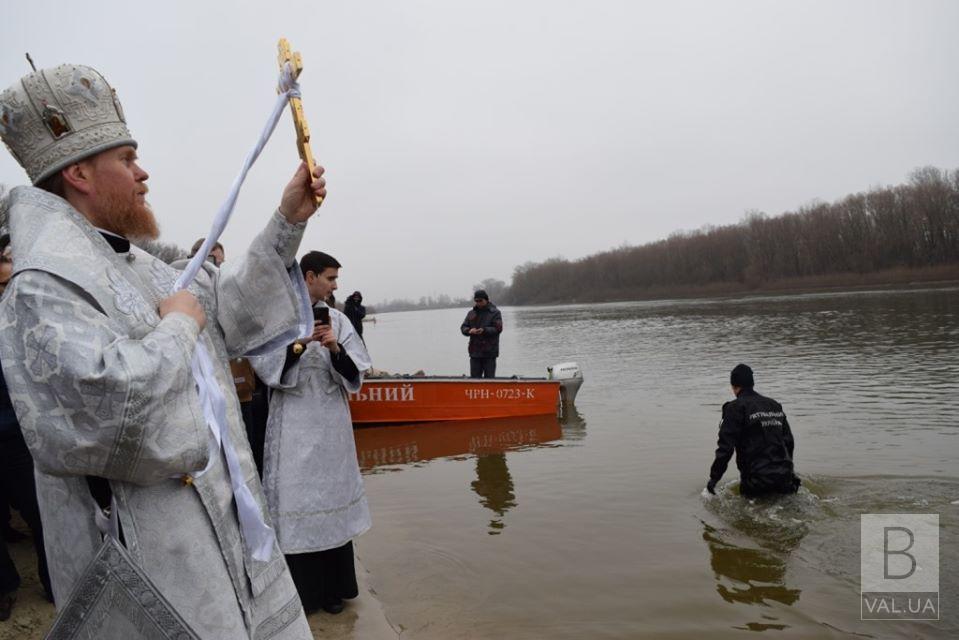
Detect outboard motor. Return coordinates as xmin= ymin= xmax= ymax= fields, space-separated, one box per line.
xmin=547 ymin=362 xmax=583 ymax=407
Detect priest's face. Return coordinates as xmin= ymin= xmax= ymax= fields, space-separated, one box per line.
xmin=307 ymin=267 xmax=339 ymax=305
xmin=86 ymin=145 xmax=159 ymax=241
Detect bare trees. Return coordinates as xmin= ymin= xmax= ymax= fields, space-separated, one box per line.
xmin=473 ymin=278 xmax=509 ymax=301
xmin=508 ymin=167 xmax=959 ymax=304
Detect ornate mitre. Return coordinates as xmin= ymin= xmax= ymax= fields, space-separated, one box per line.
xmin=0 ymin=64 xmax=136 ymax=184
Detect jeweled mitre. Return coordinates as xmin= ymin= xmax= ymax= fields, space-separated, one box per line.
xmin=0 ymin=64 xmax=136 ymax=184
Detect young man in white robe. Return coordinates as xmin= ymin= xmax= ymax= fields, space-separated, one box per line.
xmin=0 ymin=63 xmax=325 ymax=638
xmin=251 ymin=251 xmax=372 ymax=614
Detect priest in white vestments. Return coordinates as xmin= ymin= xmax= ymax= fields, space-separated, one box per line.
xmin=0 ymin=63 xmax=325 ymax=638
xmin=251 ymin=250 xmax=372 ymax=614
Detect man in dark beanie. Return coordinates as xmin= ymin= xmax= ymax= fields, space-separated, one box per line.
xmin=460 ymin=290 xmax=504 ymax=378
xmin=706 ymin=364 xmax=800 ymax=497
xmin=344 ymin=291 xmax=366 ymax=339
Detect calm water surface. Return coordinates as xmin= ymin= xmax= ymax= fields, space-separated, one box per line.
xmin=353 ymin=287 xmax=959 ymax=638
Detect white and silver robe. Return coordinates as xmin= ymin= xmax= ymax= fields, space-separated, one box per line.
xmin=0 ymin=187 xmax=313 ymax=639
xmin=252 ymin=308 xmax=372 ymax=554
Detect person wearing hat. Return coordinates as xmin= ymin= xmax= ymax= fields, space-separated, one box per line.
xmin=706 ymin=364 xmax=800 ymax=497
xmin=0 ymin=64 xmax=323 ymax=637
xmin=460 ymin=289 xmax=504 ymax=378
xmin=343 ymin=290 xmax=366 ymax=339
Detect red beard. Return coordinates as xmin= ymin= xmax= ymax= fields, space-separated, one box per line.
xmin=100 ymin=191 xmax=160 ymax=241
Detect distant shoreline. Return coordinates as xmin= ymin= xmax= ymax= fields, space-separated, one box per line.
xmin=372 ymin=266 xmax=959 ymax=314
xmin=506 ymin=265 xmax=959 ymax=306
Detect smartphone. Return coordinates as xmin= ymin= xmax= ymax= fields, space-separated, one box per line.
xmin=313 ymin=306 xmax=330 ymax=326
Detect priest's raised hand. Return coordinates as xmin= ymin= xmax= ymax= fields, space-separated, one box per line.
xmin=279 ymin=162 xmax=327 ymax=223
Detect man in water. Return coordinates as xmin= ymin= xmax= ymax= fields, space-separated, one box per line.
xmin=706 ymin=364 xmax=800 ymax=497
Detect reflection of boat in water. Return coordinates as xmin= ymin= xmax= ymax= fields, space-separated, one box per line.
xmin=557 ymin=406 xmax=587 ymax=442
xmin=355 ymin=415 xmax=564 ymax=535
xmin=349 ymin=362 xmax=583 ymax=424
xmin=354 ymin=414 xmax=563 ymax=471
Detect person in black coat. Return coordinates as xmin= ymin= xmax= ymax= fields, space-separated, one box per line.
xmin=706 ymin=364 xmax=800 ymax=497
xmin=0 ymin=239 xmax=53 ymax=618
xmin=343 ymin=291 xmax=366 ymax=339
xmin=460 ymin=290 xmax=504 ymax=378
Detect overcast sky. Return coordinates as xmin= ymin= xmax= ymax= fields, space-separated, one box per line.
xmin=2 ymin=1 xmax=957 ymax=303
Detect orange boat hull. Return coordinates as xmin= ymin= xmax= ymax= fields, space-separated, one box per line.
xmin=354 ymin=414 xmax=563 ymax=469
xmin=349 ymin=378 xmax=561 ymax=424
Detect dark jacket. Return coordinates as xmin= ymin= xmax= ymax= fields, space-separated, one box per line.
xmin=460 ymin=303 xmax=503 ymax=358
xmin=709 ymin=388 xmax=797 ymax=488
xmin=344 ymin=299 xmax=366 ymax=337
xmin=0 ymin=363 xmax=20 ymax=439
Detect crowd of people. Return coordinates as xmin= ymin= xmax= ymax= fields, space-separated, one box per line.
xmin=0 ymin=62 xmax=800 ymax=638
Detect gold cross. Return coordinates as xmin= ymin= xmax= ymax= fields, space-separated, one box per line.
xmin=278 ymin=38 xmax=323 ymax=207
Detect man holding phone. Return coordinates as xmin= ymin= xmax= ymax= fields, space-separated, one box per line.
xmin=461 ymin=289 xmax=504 ymax=378
xmin=250 ymin=251 xmax=371 ymax=615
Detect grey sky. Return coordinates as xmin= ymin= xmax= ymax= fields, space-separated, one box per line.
xmin=3 ymin=1 xmax=957 ymax=303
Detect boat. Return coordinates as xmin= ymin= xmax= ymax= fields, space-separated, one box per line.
xmin=354 ymin=414 xmax=564 ymax=469
xmin=349 ymin=362 xmax=583 ymax=425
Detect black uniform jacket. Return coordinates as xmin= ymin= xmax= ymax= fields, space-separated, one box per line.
xmin=709 ymin=388 xmax=796 ymax=485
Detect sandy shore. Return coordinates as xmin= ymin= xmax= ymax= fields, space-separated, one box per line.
xmin=0 ymin=530 xmax=52 ymax=640
xmin=0 ymin=529 xmax=397 ymax=640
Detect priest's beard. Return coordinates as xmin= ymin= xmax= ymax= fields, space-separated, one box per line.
xmin=100 ymin=191 xmax=160 ymax=242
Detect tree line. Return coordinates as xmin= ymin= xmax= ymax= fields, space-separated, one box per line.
xmin=370 ymin=293 xmax=473 ymax=313
xmin=505 ymin=167 xmax=959 ymax=305
xmin=6 ymin=167 xmax=957 ymax=311
xmin=369 ymin=278 xmax=511 ymax=313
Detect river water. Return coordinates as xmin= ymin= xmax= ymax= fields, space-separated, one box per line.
xmin=352 ymin=286 xmax=959 ymax=638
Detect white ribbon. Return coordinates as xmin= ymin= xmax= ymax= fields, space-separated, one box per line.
xmin=173 ymin=62 xmax=300 ymax=292
xmin=171 ymin=62 xmax=305 ymax=561
xmin=190 ymin=341 xmax=275 ymax=560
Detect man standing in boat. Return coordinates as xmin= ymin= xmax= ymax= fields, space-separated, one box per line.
xmin=460 ymin=289 xmax=503 ymax=378
xmin=706 ymin=364 xmax=800 ymax=497
xmin=250 ymin=250 xmax=372 ymax=615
